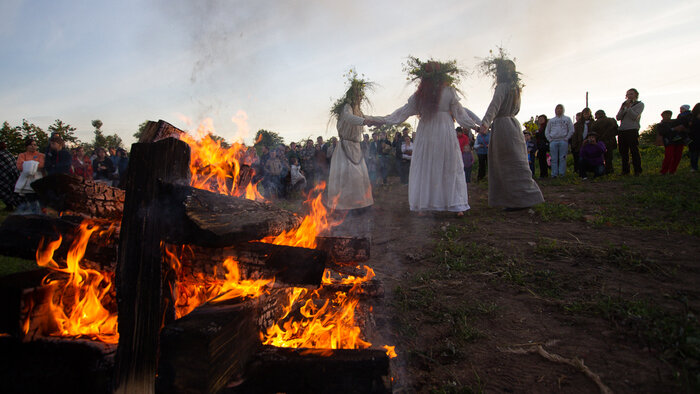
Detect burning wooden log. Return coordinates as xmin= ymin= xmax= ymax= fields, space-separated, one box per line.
xmin=160 ymin=184 xmax=303 ymax=247
xmin=173 ymin=242 xmax=327 ymax=288
xmin=316 ymin=236 xmax=370 ymax=263
xmin=0 ymin=214 xmax=118 ymax=270
xmin=0 ymin=268 xmax=50 ymax=338
xmin=30 ymin=173 xmax=125 ymax=219
xmin=157 ymin=298 xmax=261 ymax=394
xmin=227 ymin=346 xmax=392 ymax=393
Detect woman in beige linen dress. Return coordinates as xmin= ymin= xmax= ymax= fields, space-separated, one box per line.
xmin=479 ymin=55 xmax=544 ymax=209
xmin=327 ymin=72 xmax=373 ymax=210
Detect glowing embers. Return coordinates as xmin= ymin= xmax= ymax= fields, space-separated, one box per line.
xmin=27 ymin=220 xmax=119 ymax=343
xmin=181 ymin=125 xmax=262 ymax=200
xmin=164 ymin=245 xmax=274 ymax=319
xmin=261 ymin=265 xmax=376 ymax=351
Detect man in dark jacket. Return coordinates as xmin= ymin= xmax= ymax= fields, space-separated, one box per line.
xmin=45 ymin=135 xmax=72 ymax=175
xmin=592 ymin=110 xmax=619 ymax=174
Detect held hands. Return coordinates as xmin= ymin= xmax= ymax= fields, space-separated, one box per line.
xmin=479 ymin=124 xmax=489 ymax=135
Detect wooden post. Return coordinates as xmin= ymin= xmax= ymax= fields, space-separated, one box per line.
xmin=114 ymin=138 xmax=191 ymax=394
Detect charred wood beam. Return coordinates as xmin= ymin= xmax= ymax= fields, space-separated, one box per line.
xmin=227 ymin=346 xmax=391 ymax=394
xmin=316 ymin=278 xmax=384 ymax=299
xmin=138 ymin=119 xmax=185 ymax=143
xmin=316 ymin=236 xmax=370 ymax=263
xmin=115 ymin=137 xmax=191 ymax=394
xmin=157 ymin=298 xmax=262 ymax=394
xmin=30 ymin=173 xmax=125 ymax=219
xmin=0 ymin=268 xmax=50 ymax=337
xmin=159 ymin=184 xmax=303 ymax=247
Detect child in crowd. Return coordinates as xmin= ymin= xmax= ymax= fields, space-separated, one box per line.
xmin=578 ymin=132 xmax=607 ymax=179
xmin=524 ymin=131 xmax=536 ymax=177
xmin=462 ymin=143 xmax=474 ymax=183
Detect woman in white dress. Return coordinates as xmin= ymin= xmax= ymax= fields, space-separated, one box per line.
xmin=327 ymin=72 xmax=374 ymax=210
xmin=367 ymin=58 xmax=479 ymax=216
xmin=478 ymin=52 xmax=544 ymax=209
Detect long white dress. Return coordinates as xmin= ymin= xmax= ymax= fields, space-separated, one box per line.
xmin=372 ymin=87 xmax=478 ymax=212
xmin=327 ymin=104 xmax=374 ymax=210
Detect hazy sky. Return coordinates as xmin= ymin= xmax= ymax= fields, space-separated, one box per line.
xmin=1 ymin=0 xmax=699 ymax=146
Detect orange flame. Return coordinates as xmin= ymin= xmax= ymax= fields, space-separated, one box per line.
xmin=164 ymin=246 xmax=273 ymax=319
xmin=260 ymin=182 xmax=337 ymax=249
xmin=261 ymin=266 xmax=376 ymax=350
xmin=181 ymin=122 xmax=262 ymax=200
xmin=28 ymin=221 xmax=118 ymax=343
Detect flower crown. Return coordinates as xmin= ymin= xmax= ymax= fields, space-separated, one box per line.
xmin=478 ymin=47 xmax=523 ymax=88
xmin=331 ymin=68 xmax=374 ymax=118
xmin=403 ymin=56 xmax=463 ymax=86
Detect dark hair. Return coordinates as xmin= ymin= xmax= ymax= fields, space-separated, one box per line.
xmin=628 ymin=88 xmax=639 ymax=96
xmin=595 ymin=109 xmax=606 ymax=117
xmin=25 ymin=138 xmax=36 ymax=147
xmin=692 ymin=103 xmax=700 ymax=118
xmin=661 ymin=110 xmax=673 ymax=117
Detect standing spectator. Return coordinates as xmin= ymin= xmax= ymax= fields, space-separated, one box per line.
xmin=289 ymin=157 xmax=306 ymax=192
xmin=461 ymin=140 xmax=474 ymax=183
xmin=0 ymin=142 xmax=24 ymax=211
xmin=591 ymin=110 xmax=618 ymax=174
xmin=524 ymin=131 xmax=536 ymax=177
xmin=688 ymin=103 xmax=700 ymax=172
xmin=116 ymin=148 xmax=129 ymax=187
xmin=571 ymin=108 xmax=593 ymax=174
xmin=314 ymin=137 xmax=329 ymax=185
xmin=15 ymin=138 xmax=45 ymax=213
xmin=534 ymin=115 xmax=549 ymax=178
xmin=392 ymin=131 xmax=404 ymax=180
xmin=400 ymin=134 xmax=413 ymax=184
xmin=263 ymin=149 xmax=283 ymax=197
xmin=616 ymin=88 xmax=645 ymax=175
xmin=579 ymin=132 xmax=607 ymax=179
xmin=108 ymin=147 xmax=119 ymax=169
xmin=368 ymin=132 xmax=380 ymax=185
xmin=658 ymin=110 xmax=683 ymax=175
xmin=376 ymin=131 xmax=392 ymax=185
xmin=474 ymin=130 xmax=490 ymax=181
xmin=545 ymin=104 xmax=574 ymax=177
xmin=361 ymin=134 xmax=370 ymax=157
xmin=286 ymin=142 xmax=300 ymax=164
xmin=300 ymin=140 xmax=316 ymax=190
xmin=45 ymin=135 xmax=72 ymax=175
xmin=71 ymin=147 xmax=93 ymax=179
xmin=92 ymin=147 xmax=116 ymax=184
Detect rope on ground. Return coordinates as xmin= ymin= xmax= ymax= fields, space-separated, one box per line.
xmin=498 ymin=344 xmax=613 ymax=394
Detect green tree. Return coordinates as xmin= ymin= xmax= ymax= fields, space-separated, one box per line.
xmin=105 ymin=134 xmax=124 ymax=149
xmin=254 ymin=129 xmax=285 ymax=149
xmin=639 ymin=123 xmax=658 ymax=146
xmin=133 ymin=120 xmax=150 ymax=142
xmin=48 ymin=119 xmax=79 ymax=145
xmin=207 ymin=133 xmax=230 ymax=149
xmin=19 ymin=119 xmax=48 ymax=151
xmin=369 ymin=122 xmax=412 ymax=140
xmin=0 ymin=121 xmax=25 ymax=155
xmin=92 ymin=119 xmax=107 ymax=150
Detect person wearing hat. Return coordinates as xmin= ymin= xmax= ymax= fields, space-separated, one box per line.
xmin=45 ymin=135 xmax=72 ymax=175
xmin=578 ymin=132 xmax=606 ymax=179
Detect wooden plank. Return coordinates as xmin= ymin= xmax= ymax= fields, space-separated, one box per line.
xmin=157 ymin=298 xmax=261 ymax=394
xmin=316 ymin=236 xmax=370 ymax=263
xmin=138 ymin=120 xmax=185 ymax=143
xmin=30 ymin=173 xmax=125 ymax=219
xmin=114 ymin=137 xmax=191 ymax=394
xmin=226 ymin=346 xmax=392 ymax=394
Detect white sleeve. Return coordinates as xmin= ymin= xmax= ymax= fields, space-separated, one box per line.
xmin=371 ymin=94 xmax=419 ymax=125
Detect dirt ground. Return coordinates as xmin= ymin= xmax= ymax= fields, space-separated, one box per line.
xmin=349 ymin=176 xmax=700 ymax=393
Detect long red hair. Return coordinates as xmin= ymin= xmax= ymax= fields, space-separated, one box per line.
xmin=414 ymin=61 xmax=447 ymax=119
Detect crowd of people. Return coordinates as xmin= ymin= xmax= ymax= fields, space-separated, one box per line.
xmin=0 ymin=133 xmax=130 ymax=213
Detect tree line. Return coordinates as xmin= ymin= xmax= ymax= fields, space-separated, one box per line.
xmin=0 ymin=118 xmax=138 ymax=155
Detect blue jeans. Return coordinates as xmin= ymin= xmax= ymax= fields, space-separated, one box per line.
xmin=549 ymin=140 xmax=568 ymax=177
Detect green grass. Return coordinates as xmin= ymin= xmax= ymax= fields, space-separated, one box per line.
xmin=533 ymin=202 xmax=584 ymax=222
xmin=564 ymin=294 xmax=700 ymax=391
